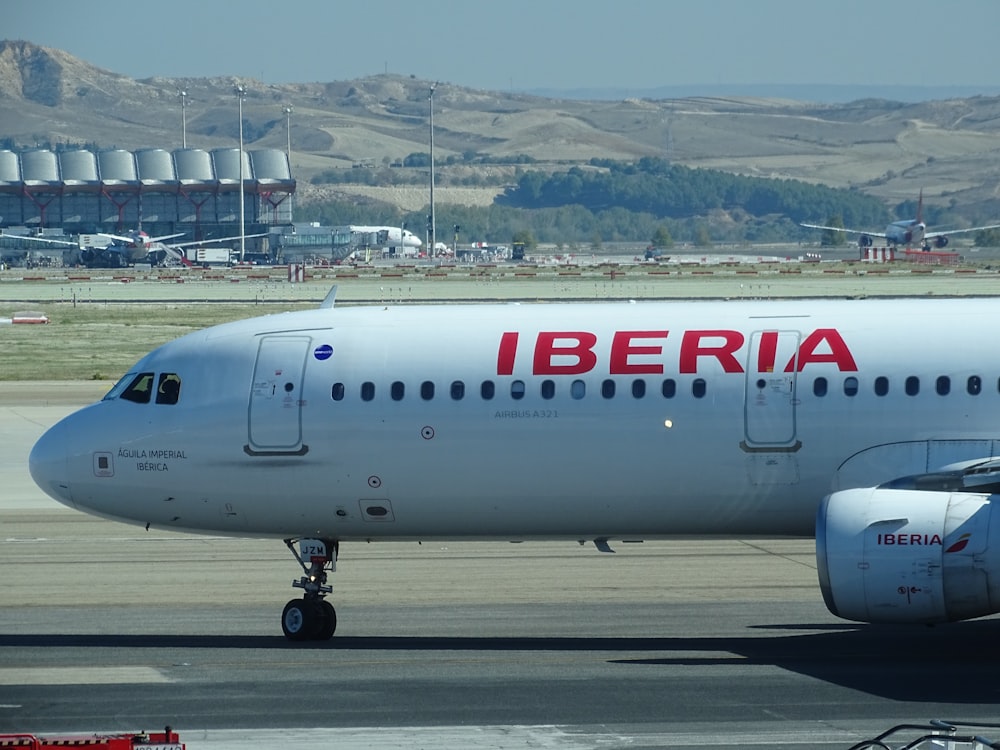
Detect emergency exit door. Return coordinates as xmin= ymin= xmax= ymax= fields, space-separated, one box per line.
xmin=744 ymin=330 xmax=799 ymax=450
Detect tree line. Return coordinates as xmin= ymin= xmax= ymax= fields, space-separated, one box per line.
xmin=497 ymin=158 xmax=890 ymax=227
xmin=305 ymin=157 xmax=899 ymax=247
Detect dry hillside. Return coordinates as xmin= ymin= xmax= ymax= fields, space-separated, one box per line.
xmin=1 ymin=40 xmax=999 ymax=216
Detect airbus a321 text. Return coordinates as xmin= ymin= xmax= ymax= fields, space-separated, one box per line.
xmin=29 ymin=296 xmax=1000 ymax=640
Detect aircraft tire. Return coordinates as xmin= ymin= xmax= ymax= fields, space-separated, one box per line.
xmin=281 ymin=599 xmax=318 ymax=641
xmin=316 ymin=600 xmax=337 ymax=640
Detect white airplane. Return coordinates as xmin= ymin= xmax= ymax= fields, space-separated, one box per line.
xmin=801 ymin=191 xmax=1000 ymax=250
xmin=3 ymin=229 xmax=270 ymax=268
xmin=28 ymin=296 xmax=1000 ymax=641
xmin=81 ymin=230 xmax=272 ymax=268
xmin=78 ymin=230 xmax=189 ymax=267
xmin=346 ymin=226 xmax=423 ymax=249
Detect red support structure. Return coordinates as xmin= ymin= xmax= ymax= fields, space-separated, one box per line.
xmin=260 ymin=190 xmax=290 ymax=224
xmin=178 ymin=186 xmax=212 ymax=241
xmin=100 ymin=187 xmax=134 ymax=234
xmin=20 ymin=186 xmax=60 ymax=228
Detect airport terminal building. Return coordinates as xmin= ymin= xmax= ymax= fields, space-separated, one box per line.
xmin=0 ymin=146 xmax=295 ymax=240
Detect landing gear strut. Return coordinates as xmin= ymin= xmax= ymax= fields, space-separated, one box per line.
xmin=282 ymin=538 xmax=338 ymax=641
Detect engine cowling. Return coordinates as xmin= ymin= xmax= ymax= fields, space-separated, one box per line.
xmin=935 ymin=235 xmax=950 ymax=248
xmin=816 ymin=488 xmax=1000 ymax=624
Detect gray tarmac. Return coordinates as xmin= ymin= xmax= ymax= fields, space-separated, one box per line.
xmin=3 ymin=389 xmax=1000 ymax=748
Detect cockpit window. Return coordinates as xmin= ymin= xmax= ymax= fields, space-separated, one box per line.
xmin=103 ymin=372 xmax=137 ymax=401
xmin=119 ymin=372 xmax=155 ymax=404
xmin=156 ymin=373 xmax=182 ymax=405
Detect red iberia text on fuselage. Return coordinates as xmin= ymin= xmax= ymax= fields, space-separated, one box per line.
xmin=497 ymin=329 xmax=858 ymax=376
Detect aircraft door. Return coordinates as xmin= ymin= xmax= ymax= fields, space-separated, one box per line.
xmin=246 ymin=335 xmax=311 ymax=456
xmin=743 ymin=330 xmax=800 ymax=450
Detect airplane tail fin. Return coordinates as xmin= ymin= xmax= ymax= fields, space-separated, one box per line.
xmin=916 ymin=189 xmax=924 ymax=224
xmin=320 ymin=285 xmax=338 ymax=309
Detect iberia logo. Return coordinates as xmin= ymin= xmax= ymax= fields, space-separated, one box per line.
xmin=945 ymin=533 xmax=972 ymax=554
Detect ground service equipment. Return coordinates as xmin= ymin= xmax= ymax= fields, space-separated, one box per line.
xmin=0 ymin=728 xmax=183 ymax=749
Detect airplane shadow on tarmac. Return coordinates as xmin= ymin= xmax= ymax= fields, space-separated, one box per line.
xmin=2 ymin=617 xmax=998 ymax=704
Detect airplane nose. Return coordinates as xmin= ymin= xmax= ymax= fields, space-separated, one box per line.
xmin=29 ymin=419 xmax=74 ymax=508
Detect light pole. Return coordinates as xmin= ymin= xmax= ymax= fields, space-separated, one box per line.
xmin=235 ymin=83 xmax=247 ymax=262
xmin=428 ymin=82 xmax=438 ymax=258
xmin=283 ymin=104 xmax=293 ymax=221
xmin=179 ymin=90 xmax=188 ymax=148
xmin=282 ymin=105 xmax=293 ymax=159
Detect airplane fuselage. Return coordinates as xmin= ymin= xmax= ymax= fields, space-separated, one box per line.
xmin=30 ymin=298 xmax=1000 ymax=543
xmin=884 ymin=219 xmax=925 ymax=247
xmin=348 ymin=226 xmax=423 ymax=249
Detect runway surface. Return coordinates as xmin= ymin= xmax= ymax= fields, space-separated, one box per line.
xmin=3 ymin=384 xmax=1000 ymax=749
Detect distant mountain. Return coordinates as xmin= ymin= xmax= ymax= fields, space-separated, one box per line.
xmin=525 ymin=84 xmax=1000 ymax=104
xmin=0 ymin=40 xmax=998 ymax=218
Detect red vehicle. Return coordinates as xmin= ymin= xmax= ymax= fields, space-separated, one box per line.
xmin=0 ymin=728 xmax=183 ymax=749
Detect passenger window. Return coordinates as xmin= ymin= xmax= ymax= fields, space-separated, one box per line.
xmin=601 ymin=379 xmax=615 ymax=399
xmin=331 ymin=383 xmax=345 ymax=401
xmin=481 ymin=380 xmax=495 ymax=400
xmin=631 ymin=379 xmax=646 ymax=398
xmin=511 ymin=380 xmax=525 ymax=400
xmin=571 ymin=380 xmax=585 ymax=400
xmin=450 ymin=381 xmax=465 ymax=400
xmin=692 ymin=379 xmax=706 ymax=398
xmin=905 ymin=376 xmax=919 ymax=396
xmin=968 ymin=376 xmax=982 ymax=395
xmin=155 ymin=373 xmax=181 ymax=405
xmin=661 ymin=379 xmax=676 ymax=398
xmin=936 ymin=376 xmax=951 ymax=396
xmin=120 ymin=372 xmax=155 ymax=404
xmin=541 ymin=379 xmax=555 ymax=399
xmin=874 ymin=376 xmax=889 ymax=397
xmin=843 ymin=376 xmax=859 ymax=397
xmin=391 ymin=381 xmax=405 ymax=401
xmin=813 ymin=377 xmax=827 ymax=397
xmin=361 ymin=382 xmax=375 ymax=401
xmin=420 ymin=381 xmax=435 ymax=400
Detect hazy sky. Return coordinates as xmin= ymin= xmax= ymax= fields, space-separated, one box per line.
xmin=8 ymin=0 xmax=1000 ymax=92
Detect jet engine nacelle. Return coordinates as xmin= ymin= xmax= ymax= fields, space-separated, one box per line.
xmin=816 ymin=487 xmax=1000 ymax=624
xmin=935 ymin=235 xmax=950 ymax=248
xmin=857 ymin=234 xmax=873 ymax=248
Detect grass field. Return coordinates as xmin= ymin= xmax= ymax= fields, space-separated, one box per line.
xmin=0 ymin=302 xmax=317 ymax=381
xmin=3 ymin=263 xmax=1000 ymax=381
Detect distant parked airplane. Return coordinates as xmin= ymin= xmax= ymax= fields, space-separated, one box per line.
xmin=801 ymin=191 xmax=1000 ymax=249
xmin=335 ymin=226 xmax=423 ymax=254
xmin=2 ymin=229 xmax=266 ymax=268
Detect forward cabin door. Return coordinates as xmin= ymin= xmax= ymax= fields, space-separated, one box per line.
xmin=246 ymin=335 xmax=311 ymax=456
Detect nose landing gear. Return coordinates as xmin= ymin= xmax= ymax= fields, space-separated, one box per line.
xmin=282 ymin=538 xmax=338 ymax=641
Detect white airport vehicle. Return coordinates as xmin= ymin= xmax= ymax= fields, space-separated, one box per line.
xmin=28 ymin=296 xmax=1000 ymax=640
